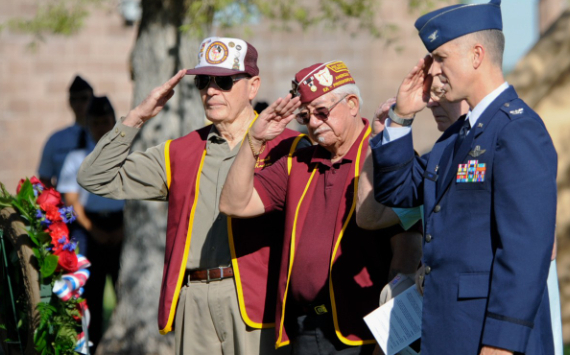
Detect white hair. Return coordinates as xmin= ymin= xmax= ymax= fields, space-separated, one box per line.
xmin=330 ymin=84 xmax=363 ymax=111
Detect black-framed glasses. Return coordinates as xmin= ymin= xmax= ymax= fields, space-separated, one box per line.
xmin=194 ymin=75 xmax=249 ymax=91
xmin=295 ymin=94 xmax=349 ymax=125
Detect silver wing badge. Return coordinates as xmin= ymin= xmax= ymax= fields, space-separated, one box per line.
xmin=469 ymin=145 xmax=486 ymax=158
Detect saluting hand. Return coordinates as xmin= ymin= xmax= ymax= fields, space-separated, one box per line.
xmin=394 ymin=55 xmax=433 ymax=119
xmin=249 ymin=94 xmax=301 ymax=145
xmin=372 ymin=97 xmax=396 ymax=136
xmin=124 ymin=69 xmax=187 ymax=128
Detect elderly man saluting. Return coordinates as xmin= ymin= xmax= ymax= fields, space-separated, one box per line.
xmin=77 ymin=37 xmax=309 ymax=355
xmin=369 ymin=1 xmax=557 ymax=354
xmin=220 ymin=61 xmax=422 ymax=355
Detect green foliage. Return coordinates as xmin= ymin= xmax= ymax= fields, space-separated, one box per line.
xmin=0 ymin=178 xmax=86 ymax=355
xmin=3 ymin=0 xmax=442 ymax=47
xmin=2 ymin=0 xmax=105 ymax=46
xmin=40 ymin=255 xmax=59 ymax=278
xmin=182 ymin=0 xmax=443 ymax=41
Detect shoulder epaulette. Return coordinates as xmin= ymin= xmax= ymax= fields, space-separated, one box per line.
xmin=499 ymin=100 xmax=526 ymax=120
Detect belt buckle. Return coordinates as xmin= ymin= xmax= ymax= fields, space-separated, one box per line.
xmin=204 ymin=267 xmax=224 ymax=283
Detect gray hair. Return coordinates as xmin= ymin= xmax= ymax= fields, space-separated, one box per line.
xmin=457 ymin=29 xmax=505 ymax=68
xmin=330 ymin=84 xmax=363 ymax=111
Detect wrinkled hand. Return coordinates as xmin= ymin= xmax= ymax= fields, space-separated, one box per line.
xmin=479 ymin=346 xmax=513 ymax=355
xmin=415 ymin=264 xmax=425 ymax=296
xmin=394 ymin=55 xmax=433 ymax=118
xmin=372 ymin=97 xmax=396 ymax=136
xmin=249 ymin=94 xmax=301 ymax=144
xmin=124 ymin=69 xmax=187 ymax=127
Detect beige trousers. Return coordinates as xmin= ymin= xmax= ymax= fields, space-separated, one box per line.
xmin=174 ymin=278 xmax=291 ymax=355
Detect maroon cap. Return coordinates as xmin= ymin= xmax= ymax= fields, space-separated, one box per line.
xmin=291 ymin=61 xmax=356 ymax=104
xmin=186 ymin=37 xmax=259 ymax=77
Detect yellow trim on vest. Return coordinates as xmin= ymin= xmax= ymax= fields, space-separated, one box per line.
xmin=159 ymin=148 xmax=207 ymax=335
xmin=329 ymin=126 xmax=374 ymax=346
xmin=227 ymin=216 xmax=275 ymax=329
xmin=288 ymin=135 xmax=307 ymax=176
xmin=229 ymin=131 xmax=306 ymax=330
xmin=164 ymin=140 xmax=172 ymax=190
xmin=276 ymin=165 xmax=319 ymax=348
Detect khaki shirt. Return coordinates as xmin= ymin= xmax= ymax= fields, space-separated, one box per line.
xmin=78 ymin=121 xmax=243 ymax=269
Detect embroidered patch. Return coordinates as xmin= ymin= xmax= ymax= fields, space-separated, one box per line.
xmin=205 ymin=41 xmax=228 ymax=65
xmin=314 ymin=67 xmax=333 ymax=87
xmin=457 ymin=160 xmax=486 ymax=183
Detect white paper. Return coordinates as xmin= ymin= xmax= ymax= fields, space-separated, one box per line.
xmin=364 ymin=286 xmax=422 ymax=355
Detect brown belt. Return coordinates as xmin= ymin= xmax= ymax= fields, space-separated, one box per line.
xmin=185 ymin=267 xmax=234 ymax=283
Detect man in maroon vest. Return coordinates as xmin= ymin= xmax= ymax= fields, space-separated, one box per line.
xmin=220 ymin=61 xmax=422 ymax=355
xmin=78 ymin=37 xmax=308 ymax=355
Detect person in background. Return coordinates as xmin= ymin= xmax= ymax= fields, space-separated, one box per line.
xmin=38 ymin=75 xmax=93 ymax=188
xmin=58 ymin=96 xmax=124 ymax=353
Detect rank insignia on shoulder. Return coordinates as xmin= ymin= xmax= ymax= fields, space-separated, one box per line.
xmin=469 ymin=145 xmax=486 ymax=158
xmin=457 ymin=160 xmax=486 ymax=183
xmin=510 ymin=108 xmax=524 ymax=115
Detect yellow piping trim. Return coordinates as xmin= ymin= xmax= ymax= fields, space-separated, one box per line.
xmin=159 ymin=147 xmax=207 ymax=335
xmin=276 ymin=340 xmax=291 ymax=349
xmin=276 ymin=164 xmax=319 ymax=347
xmin=228 ymin=111 xmax=275 ymax=329
xmin=228 ymin=216 xmax=275 ymax=329
xmin=288 ymin=134 xmax=307 ymax=175
xmin=329 ymin=126 xmax=375 ymax=346
xmin=164 ymin=140 xmax=172 ymax=190
xmin=228 ymin=130 xmax=305 ymax=329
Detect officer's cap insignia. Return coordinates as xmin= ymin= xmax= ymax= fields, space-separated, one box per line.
xmin=428 ymin=30 xmax=438 ymax=42
xmin=510 ymin=108 xmax=524 ymax=115
xmin=469 ymin=145 xmax=486 ymax=158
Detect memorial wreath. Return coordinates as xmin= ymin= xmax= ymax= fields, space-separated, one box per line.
xmin=0 ymin=177 xmax=90 ymax=355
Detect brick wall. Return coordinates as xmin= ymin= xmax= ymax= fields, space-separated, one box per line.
xmin=0 ymin=1 xmax=443 ymax=193
xmin=0 ymin=1 xmax=137 ymax=192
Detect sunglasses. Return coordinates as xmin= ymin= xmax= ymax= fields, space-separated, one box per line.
xmin=295 ymin=94 xmax=349 ymax=125
xmin=194 ymin=75 xmax=249 ymax=91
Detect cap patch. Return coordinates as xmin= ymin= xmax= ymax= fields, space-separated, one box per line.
xmin=206 ymin=42 xmax=229 ymax=65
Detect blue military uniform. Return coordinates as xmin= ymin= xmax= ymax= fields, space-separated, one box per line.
xmin=370 ymin=1 xmax=557 ymax=354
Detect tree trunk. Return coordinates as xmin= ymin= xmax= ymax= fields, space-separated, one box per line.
xmin=95 ymin=1 xmax=206 ymax=354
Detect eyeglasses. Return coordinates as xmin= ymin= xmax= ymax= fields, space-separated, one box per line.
xmin=295 ymin=94 xmax=349 ymax=125
xmin=194 ymin=75 xmax=249 ymax=91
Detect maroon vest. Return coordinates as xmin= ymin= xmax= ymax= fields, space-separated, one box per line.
xmin=274 ymin=122 xmax=399 ymax=347
xmin=158 ymin=125 xmax=306 ymax=334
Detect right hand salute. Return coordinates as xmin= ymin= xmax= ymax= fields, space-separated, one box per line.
xmin=248 ymin=94 xmax=300 ymax=147
xmin=393 ymin=55 xmax=433 ymax=120
xmin=123 ymin=69 xmax=187 ymax=128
